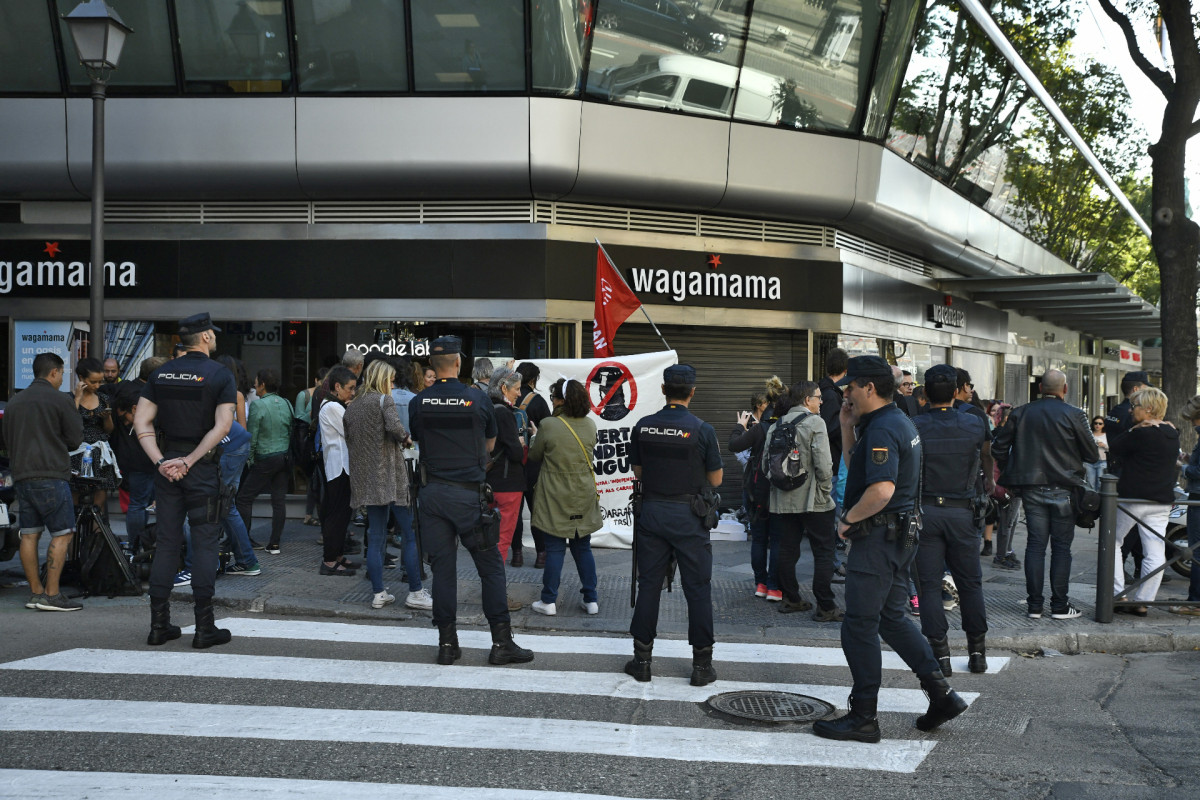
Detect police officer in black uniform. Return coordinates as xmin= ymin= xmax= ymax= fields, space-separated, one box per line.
xmin=135 ymin=313 xmax=236 ymax=649
xmin=624 ymin=365 xmax=724 ymax=686
xmin=408 ymin=336 xmax=533 ymax=667
xmin=812 ymin=356 xmax=967 ymax=743
xmin=913 ymin=364 xmax=992 ymax=676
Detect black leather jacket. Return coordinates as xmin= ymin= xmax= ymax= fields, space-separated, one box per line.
xmin=991 ymin=396 xmax=1099 ymax=490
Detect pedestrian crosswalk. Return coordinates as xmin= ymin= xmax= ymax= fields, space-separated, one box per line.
xmin=0 ymin=616 xmax=1010 ymax=796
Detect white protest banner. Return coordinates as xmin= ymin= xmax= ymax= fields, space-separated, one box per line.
xmin=525 ymin=350 xmax=678 ymax=548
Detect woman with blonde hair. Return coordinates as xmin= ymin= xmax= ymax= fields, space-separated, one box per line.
xmin=1109 ymin=386 xmax=1180 ymax=616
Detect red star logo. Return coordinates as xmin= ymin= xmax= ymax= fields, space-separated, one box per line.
xmin=44 ymin=242 xmax=61 ymax=257
xmin=708 ymin=254 xmax=721 ymax=269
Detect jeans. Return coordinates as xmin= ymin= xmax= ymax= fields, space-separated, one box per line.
xmin=236 ymin=451 xmax=289 ymax=546
xmin=774 ymin=510 xmax=838 ymax=610
xmin=916 ymin=505 xmax=987 ymax=639
xmin=1112 ymin=502 xmax=1170 ymax=604
xmin=1084 ymin=461 xmax=1107 ymax=491
xmin=541 ymin=534 xmax=598 ymax=605
xmin=124 ymin=471 xmax=155 ymax=552
xmin=749 ymin=512 xmax=780 ymax=590
xmin=1188 ymin=498 xmax=1200 ymax=602
xmin=366 ymin=504 xmax=423 ymax=594
xmin=996 ymin=496 xmax=1022 ymax=556
xmin=1022 ymin=486 xmax=1076 ymax=613
xmin=219 ymin=442 xmax=255 ymax=567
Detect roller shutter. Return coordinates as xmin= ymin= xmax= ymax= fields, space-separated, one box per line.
xmin=605 ymin=323 xmax=809 ymax=503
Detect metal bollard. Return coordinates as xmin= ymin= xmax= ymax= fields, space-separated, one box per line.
xmin=1094 ymin=473 xmax=1118 ymax=623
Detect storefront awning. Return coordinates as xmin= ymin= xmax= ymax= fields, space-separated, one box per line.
xmin=937 ymin=273 xmax=1159 ymax=340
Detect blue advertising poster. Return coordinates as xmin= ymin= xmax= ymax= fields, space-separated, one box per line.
xmin=13 ymin=321 xmax=73 ymax=391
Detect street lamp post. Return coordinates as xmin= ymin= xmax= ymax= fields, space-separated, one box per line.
xmin=62 ymin=0 xmax=132 ymax=362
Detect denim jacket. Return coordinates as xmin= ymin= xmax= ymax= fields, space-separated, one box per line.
xmin=1183 ymin=426 xmax=1200 ymax=495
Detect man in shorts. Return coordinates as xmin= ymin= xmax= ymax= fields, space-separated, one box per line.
xmin=3 ymin=352 xmax=85 ymax=611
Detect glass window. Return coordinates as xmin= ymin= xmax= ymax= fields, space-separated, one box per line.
xmin=735 ymin=0 xmax=882 ymax=132
xmin=532 ymin=0 xmax=593 ymax=96
xmin=294 ymin=0 xmax=409 ymax=92
xmin=862 ymin=0 xmax=922 ymax=139
xmin=55 ymin=0 xmax=176 ymax=90
xmin=410 ymin=0 xmax=525 ymax=92
xmin=0 ymin=3 xmax=61 ymax=92
xmin=173 ymin=0 xmax=292 ymax=93
xmin=585 ymin=0 xmax=749 ymax=119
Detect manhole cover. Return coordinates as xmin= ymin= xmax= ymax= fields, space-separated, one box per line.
xmin=707 ymin=691 xmax=835 ymax=723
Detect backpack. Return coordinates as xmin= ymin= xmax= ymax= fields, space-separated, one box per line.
xmin=766 ymin=412 xmax=810 ymax=492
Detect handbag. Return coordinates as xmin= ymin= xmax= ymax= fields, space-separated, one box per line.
xmin=560 ymin=417 xmax=600 ymax=500
xmin=1070 ymin=483 xmax=1101 ymax=528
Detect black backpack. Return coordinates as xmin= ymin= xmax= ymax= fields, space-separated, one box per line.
xmin=766 ymin=412 xmax=810 ymax=492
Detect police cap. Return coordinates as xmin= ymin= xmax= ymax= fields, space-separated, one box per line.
xmin=663 ymin=364 xmax=696 ymax=388
xmin=430 ymin=335 xmax=462 ymax=356
xmin=177 ymin=312 xmax=221 ymax=335
xmin=1121 ymin=371 xmax=1149 ymax=388
xmin=834 ymin=355 xmax=891 ymax=386
xmin=923 ymin=364 xmax=958 ymax=386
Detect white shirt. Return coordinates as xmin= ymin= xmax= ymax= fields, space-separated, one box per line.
xmin=319 ymin=400 xmax=349 ymax=479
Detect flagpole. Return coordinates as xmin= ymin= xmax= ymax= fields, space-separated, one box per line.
xmin=595 ymin=238 xmax=672 ymax=353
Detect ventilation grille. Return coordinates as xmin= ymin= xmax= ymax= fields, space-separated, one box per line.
xmin=103 ymin=200 xmax=928 ymax=275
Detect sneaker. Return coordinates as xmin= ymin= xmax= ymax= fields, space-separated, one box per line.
xmin=383 ymin=553 xmax=398 ymax=569
xmin=404 ymin=588 xmax=433 ymax=610
xmin=993 ymin=554 xmax=1021 ymax=570
xmin=264 ymin=543 xmax=281 ymax=555
xmin=1028 ymin=607 xmax=1043 ymax=619
xmin=580 ymin=600 xmax=599 ymax=615
xmin=174 ymin=571 xmax=192 ymax=587
xmin=942 ymin=573 xmax=959 ymax=610
xmin=25 ymin=593 xmax=45 ymax=609
xmin=531 ymin=600 xmax=557 ymax=616
xmin=35 ymin=593 xmax=82 ymax=612
xmin=371 ymin=590 xmax=396 ymax=609
xmin=766 ymin=589 xmax=783 ymax=602
xmin=1051 ymin=605 xmax=1082 ymax=620
xmin=226 ymin=562 xmax=262 ymax=576
xmin=1171 ymin=605 xmax=1200 ymax=616
xmin=754 ymin=583 xmax=767 ymax=598
xmin=909 ymin=595 xmax=920 ymax=616
xmin=250 ymin=538 xmax=265 ymax=551
xmin=353 ymin=513 xmax=367 ymax=527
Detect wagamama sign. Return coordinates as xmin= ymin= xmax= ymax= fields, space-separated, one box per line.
xmin=0 ymin=258 xmax=136 ymax=294
xmin=628 ymin=266 xmax=781 ymax=303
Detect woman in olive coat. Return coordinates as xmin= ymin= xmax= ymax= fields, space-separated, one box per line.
xmin=528 ymin=380 xmax=602 ymax=616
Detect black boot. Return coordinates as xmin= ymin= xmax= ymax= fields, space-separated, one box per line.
xmin=812 ymin=696 xmax=881 ymax=743
xmin=624 ymin=639 xmax=653 ymax=682
xmin=928 ymin=635 xmax=952 ymax=677
xmin=980 ymin=540 xmax=993 ymax=557
xmin=967 ymin=633 xmax=987 ymax=674
xmin=192 ymin=603 xmax=232 ymax=649
xmin=914 ymin=673 xmax=968 ymax=731
xmin=488 ymin=621 xmax=534 ymax=665
xmin=437 ymin=624 xmax=461 ymax=665
xmin=690 ymin=645 xmax=717 ymax=687
xmin=146 ymin=598 xmax=181 ymax=646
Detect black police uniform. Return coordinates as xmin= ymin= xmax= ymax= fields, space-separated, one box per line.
xmin=141 ymin=351 xmax=236 ymax=607
xmin=913 ymin=406 xmax=989 ymax=643
xmin=628 ymin=403 xmax=723 ymax=648
xmin=1104 ymin=398 xmax=1134 ymax=476
xmin=408 ymin=377 xmax=507 ymax=628
xmin=840 ymin=402 xmax=940 ymax=704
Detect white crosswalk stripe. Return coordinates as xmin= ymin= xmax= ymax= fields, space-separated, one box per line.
xmin=0 ymin=616 xmax=1009 ymax=789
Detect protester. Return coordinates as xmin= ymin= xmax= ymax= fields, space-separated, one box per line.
xmin=235 ymin=368 xmax=292 ymax=555
xmin=97 ymin=357 xmax=121 ymax=401
xmin=318 ymin=366 xmax=359 ymax=575
xmin=1109 ymin=387 xmax=1179 ymax=616
xmin=528 ymin=379 xmax=602 ymax=616
xmin=513 ymin=362 xmax=553 ymax=568
xmin=296 ymin=367 xmax=328 ymax=527
xmin=487 ymin=367 xmax=529 ymax=571
xmin=1176 ymin=395 xmax=1200 ymax=617
xmin=422 ymin=366 xmax=436 ymax=389
xmin=215 ymin=355 xmax=250 ymax=427
xmin=990 ymin=405 xmax=1022 ymax=570
xmin=818 ymin=348 xmax=849 ymax=474
xmin=342 ymin=348 xmax=365 ymax=378
xmin=70 ymin=357 xmax=117 ymax=510
xmin=3 ymin=352 xmax=84 ymax=611
xmin=472 ymin=357 xmax=494 ymax=393
xmin=1087 ymin=416 xmax=1109 ymax=491
xmin=110 ymin=383 xmax=156 ymax=555
xmin=216 ymin=417 xmax=262 ymax=577
xmin=729 ymin=376 xmax=785 ymax=600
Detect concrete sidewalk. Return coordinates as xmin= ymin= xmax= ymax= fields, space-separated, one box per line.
xmin=3 ymin=511 xmax=1197 ymax=655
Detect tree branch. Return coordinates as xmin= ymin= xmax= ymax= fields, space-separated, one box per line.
xmin=1093 ymin=0 xmax=1174 ymax=97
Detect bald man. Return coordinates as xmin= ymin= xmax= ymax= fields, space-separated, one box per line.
xmin=991 ymin=369 xmax=1099 ymax=621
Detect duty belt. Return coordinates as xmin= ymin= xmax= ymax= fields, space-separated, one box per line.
xmin=643 ymin=492 xmax=694 ymax=504
xmin=921 ymin=495 xmax=973 ymax=509
xmin=866 ymin=511 xmax=903 ymax=526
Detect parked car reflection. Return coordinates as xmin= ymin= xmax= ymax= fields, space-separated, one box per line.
xmin=595 ymin=0 xmax=728 ymax=54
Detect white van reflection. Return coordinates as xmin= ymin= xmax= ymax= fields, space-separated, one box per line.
xmin=598 ymin=54 xmax=783 ymax=124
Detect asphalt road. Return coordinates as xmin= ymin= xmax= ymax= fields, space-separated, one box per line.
xmin=2 ymin=604 xmax=1197 ymax=799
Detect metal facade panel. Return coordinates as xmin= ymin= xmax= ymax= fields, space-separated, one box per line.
xmin=570 ymin=103 xmax=729 ymax=208
xmin=609 ymin=322 xmax=805 ymax=500
xmin=0 ymin=99 xmax=77 ymax=199
xmin=721 ymin=125 xmax=858 ymax=220
xmin=65 ymin=98 xmax=303 ymax=199
xmin=296 ymin=97 xmax=532 ymax=198
xmin=529 ymin=97 xmax=582 ymax=200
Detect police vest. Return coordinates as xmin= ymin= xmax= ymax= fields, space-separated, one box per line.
xmin=915 ymin=408 xmax=982 ymax=499
xmin=637 ymin=410 xmax=706 ymax=498
xmin=417 ymin=386 xmax=487 ymax=482
xmin=150 ymin=353 xmax=230 ymax=443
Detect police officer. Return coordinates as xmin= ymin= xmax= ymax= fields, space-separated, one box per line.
xmin=913 ymin=365 xmax=992 ymax=676
xmin=812 ymin=356 xmax=967 ymax=743
xmin=408 ymin=336 xmax=533 ymax=667
xmin=625 ymin=365 xmax=723 ymax=686
xmin=135 ymin=313 xmax=236 ymax=649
